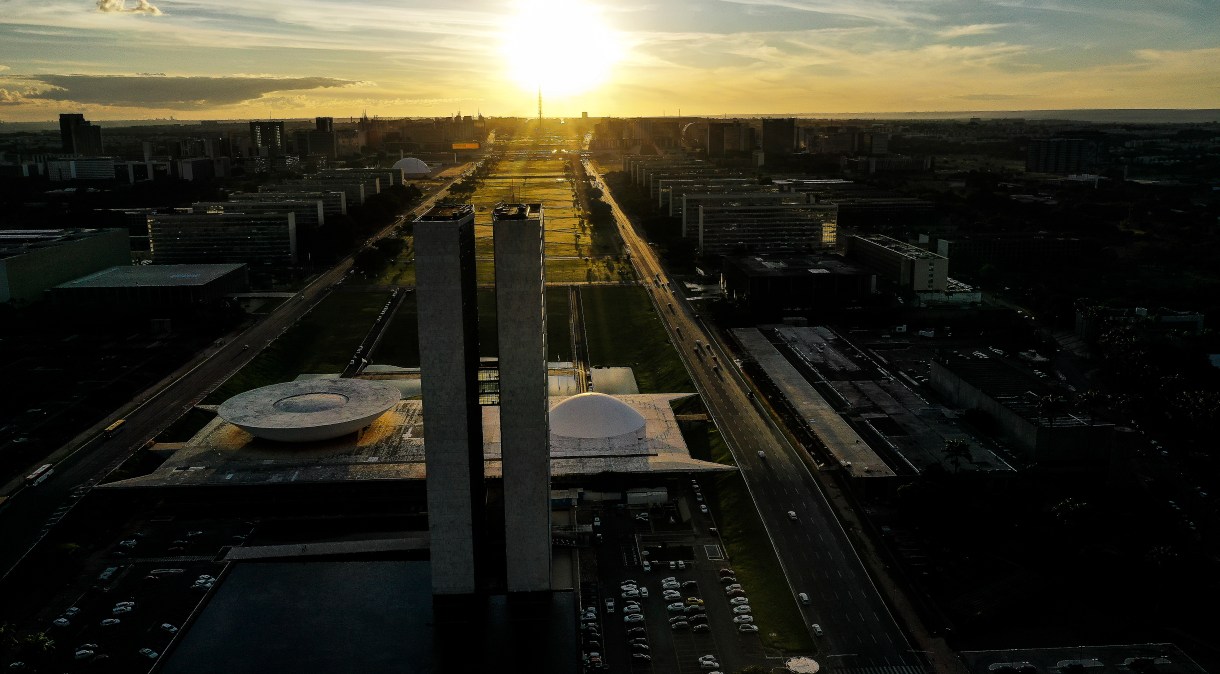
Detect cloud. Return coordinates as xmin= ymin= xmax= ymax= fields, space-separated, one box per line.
xmin=954 ymin=93 xmax=1029 ymax=101
xmin=23 ymin=74 xmax=356 ymax=109
xmin=97 ymin=0 xmax=162 ymax=15
xmin=936 ymin=24 xmax=1010 ymax=39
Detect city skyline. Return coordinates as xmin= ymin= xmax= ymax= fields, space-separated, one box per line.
xmin=0 ymin=0 xmax=1215 ymax=122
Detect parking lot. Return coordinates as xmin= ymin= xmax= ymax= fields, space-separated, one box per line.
xmin=581 ymin=479 xmax=775 ymax=674
xmin=10 ymin=516 xmax=253 ymax=672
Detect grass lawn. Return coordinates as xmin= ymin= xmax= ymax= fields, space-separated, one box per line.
xmin=682 ymin=403 xmax=816 ymax=654
xmin=546 ymin=287 xmax=573 ymax=363
xmin=368 ymin=291 xmax=419 ymax=368
xmin=581 ymin=285 xmax=692 ymax=393
xmin=205 ymin=290 xmax=390 ymax=403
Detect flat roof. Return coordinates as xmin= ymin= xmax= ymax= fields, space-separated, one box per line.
xmin=0 ymin=228 xmax=116 ymax=260
xmin=727 ymin=254 xmax=868 ymax=277
xmin=418 ymin=203 xmax=473 ymax=220
xmin=54 ymin=263 xmax=246 ymax=289
xmin=854 ymin=234 xmax=946 ymax=260
xmin=492 ymin=202 xmax=542 ymax=219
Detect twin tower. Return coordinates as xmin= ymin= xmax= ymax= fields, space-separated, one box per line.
xmin=415 ymin=203 xmax=551 ymax=598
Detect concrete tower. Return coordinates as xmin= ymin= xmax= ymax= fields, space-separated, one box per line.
xmin=415 ymin=204 xmax=485 ymax=596
xmin=493 ymin=203 xmax=552 ymax=593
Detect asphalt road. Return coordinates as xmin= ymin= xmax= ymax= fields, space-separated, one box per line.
xmin=586 ymin=160 xmax=924 ymax=674
xmin=0 ymin=176 xmax=462 ymax=582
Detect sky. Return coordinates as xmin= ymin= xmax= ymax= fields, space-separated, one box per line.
xmin=0 ymin=0 xmax=1216 ymax=121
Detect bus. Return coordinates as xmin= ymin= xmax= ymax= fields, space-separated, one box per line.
xmin=103 ymin=419 xmax=126 ymax=438
xmin=25 ymin=464 xmax=54 ymax=486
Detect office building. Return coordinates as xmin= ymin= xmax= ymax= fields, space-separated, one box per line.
xmin=679 ymin=191 xmax=800 ymax=238
xmin=149 ymin=212 xmax=297 ymax=266
xmin=45 ymin=158 xmax=115 ymax=182
xmin=247 ymin=189 xmax=347 ymax=216
xmin=1026 ymin=138 xmax=1100 ymax=175
xmin=492 ymin=203 xmax=551 ymax=594
xmin=294 ymin=117 xmax=338 ymax=159
xmin=249 ymin=121 xmax=285 ymax=155
xmin=192 ymin=199 xmax=324 ymax=230
xmin=722 ymin=254 xmax=875 ymax=322
xmin=761 ymin=118 xmax=796 ymax=157
xmin=281 ymin=176 xmax=372 ymax=206
xmin=696 ymin=203 xmax=837 ymax=257
xmin=846 ymin=234 xmax=947 ymax=292
xmin=319 ymin=167 xmax=403 ymax=188
xmin=51 ymin=263 xmax=249 ymax=313
xmin=0 ymin=228 xmax=130 ymax=304
xmin=414 ymin=204 xmax=485 ymax=596
xmin=59 ymin=113 xmax=103 ymax=155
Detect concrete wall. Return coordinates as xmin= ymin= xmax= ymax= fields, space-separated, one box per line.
xmin=494 ymin=205 xmax=552 ymax=593
xmin=415 ymin=209 xmax=485 ymax=595
xmin=0 ymin=228 xmax=130 ymax=304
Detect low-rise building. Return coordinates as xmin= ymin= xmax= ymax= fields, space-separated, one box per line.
xmin=0 ymin=228 xmax=130 ymax=304
xmin=149 ymin=212 xmax=297 ymax=266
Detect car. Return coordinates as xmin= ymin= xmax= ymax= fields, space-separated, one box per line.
xmin=661 ymin=576 xmax=677 ymax=583
xmin=733 ymin=615 xmax=754 ymax=624
xmin=726 ymin=589 xmax=746 ymax=598
xmin=669 ymin=615 xmax=688 ymax=623
xmin=118 ymin=539 xmax=137 ymax=548
xmin=620 ymin=583 xmax=638 ymax=592
xmin=622 ymin=590 xmax=640 ymax=599
xmin=719 ymin=576 xmax=738 ymax=584
xmin=624 ymin=614 xmax=644 ymax=623
xmin=639 ymin=587 xmax=649 ymax=599
xmin=677 ymin=560 xmax=687 ymax=570
xmin=684 ymin=605 xmax=705 ymax=615
xmin=63 ymin=607 xmax=80 ymax=617
xmin=74 ymin=650 xmax=96 ymax=661
xmin=700 ymin=505 xmax=709 ymax=514
xmin=688 ymin=615 xmax=708 ymax=625
xmin=733 ymin=605 xmax=752 ymax=614
xmin=592 ymin=517 xmax=601 ymax=527
xmin=696 ymin=493 xmax=704 ymax=502
xmin=584 ymin=640 xmax=602 ymax=651
xmin=812 ymin=623 xmax=824 ymax=636
xmin=738 ymin=624 xmax=760 ymax=633
xmin=662 ymin=582 xmax=681 ymax=590
xmin=52 ymin=618 xmax=70 ymax=628
xmin=100 ymin=619 xmax=121 ymax=627
xmin=621 ymin=579 xmax=639 ymax=587
xmin=668 ymin=561 xmax=677 ymax=570
xmin=798 ymin=592 xmax=810 ymax=605
xmin=663 ymin=590 xmax=681 ymax=600
xmin=693 ymin=624 xmax=711 ymax=633
xmin=787 ymin=511 xmax=798 ymax=521
xmin=605 ymin=599 xmax=614 ymax=613
xmin=634 ymin=513 xmax=649 ymax=522
xmin=642 ymin=560 xmax=652 ymax=572
xmin=724 ymin=584 xmax=743 ymax=592
xmin=730 ymin=597 xmax=749 ymax=605
xmin=77 ymin=644 xmax=100 ymax=651
xmin=623 ymin=605 xmax=641 ymax=614
xmin=719 ymin=568 xmax=735 ymax=577
xmin=670 ymin=621 xmax=690 ymax=631
xmin=112 ymin=606 xmax=133 ymax=615
xmin=138 ymin=648 xmax=159 ymax=660
xmin=629 ymin=638 xmax=648 ymax=646
xmin=631 ymin=644 xmax=650 ymax=652
xmin=626 ymin=627 xmax=646 ymax=637
xmin=685 ymin=597 xmax=704 ymax=606
xmin=681 ymin=580 xmax=698 ymax=589
xmin=114 ymin=601 xmax=135 ymax=608
xmin=699 ymin=654 xmax=719 ymax=663
xmin=623 ymin=600 xmax=640 ymax=608
xmin=667 ymin=602 xmax=686 ymax=612
xmin=631 ymin=653 xmax=652 ymax=662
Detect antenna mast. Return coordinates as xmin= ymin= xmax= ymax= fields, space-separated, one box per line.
xmin=538 ymin=86 xmax=543 ymax=129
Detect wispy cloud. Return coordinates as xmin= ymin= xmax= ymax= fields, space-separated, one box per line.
xmin=23 ymin=74 xmax=355 ymax=109
xmin=937 ymin=23 xmax=1010 ymax=39
xmin=96 ymin=0 xmax=162 ymax=16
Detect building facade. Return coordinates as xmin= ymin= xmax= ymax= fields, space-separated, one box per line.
xmin=149 ymin=212 xmax=297 ymax=266
xmin=846 ymin=234 xmax=947 ymax=292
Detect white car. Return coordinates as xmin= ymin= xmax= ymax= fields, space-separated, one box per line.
xmin=623 ymin=605 xmax=641 ymax=614
xmin=624 ymin=613 xmax=645 ymax=623
xmin=639 ymin=587 xmax=649 ymax=599
xmin=667 ymin=602 xmax=686 ymax=612
xmin=662 ymin=582 xmax=681 ymax=590
xmin=161 ymin=624 xmax=178 ymax=634
xmin=661 ymin=576 xmax=677 ymax=583
xmin=642 ymin=560 xmax=652 ymax=572
xmin=732 ymin=605 xmax=752 ymax=614
xmin=812 ymin=623 xmax=824 ymax=636
xmin=620 ymin=583 xmax=638 ymax=592
xmin=787 ymin=511 xmax=798 ymax=521
xmin=700 ymin=505 xmax=709 ymax=514
xmin=732 ymin=615 xmax=754 ymax=624
xmin=622 ymin=590 xmax=640 ymax=599
xmin=699 ymin=655 xmax=719 ymax=663
xmin=724 ymin=584 xmax=743 ymax=592
xmin=798 ymin=592 xmax=810 ymax=605
xmin=738 ymin=623 xmax=760 ymax=633
xmin=663 ymin=590 xmax=682 ymax=600
xmin=138 ymin=648 xmax=159 ymax=660
xmin=730 ymin=597 xmax=749 ymax=605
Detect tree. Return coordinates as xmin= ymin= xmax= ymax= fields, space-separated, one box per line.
xmin=944 ymin=437 xmax=972 ymax=474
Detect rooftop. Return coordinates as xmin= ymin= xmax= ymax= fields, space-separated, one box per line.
xmin=55 ymin=263 xmax=247 ymax=289
xmin=727 ymin=254 xmax=869 ymax=277
xmin=0 ymin=228 xmax=118 ymax=260
xmin=854 ymin=234 xmax=946 ymax=261
xmin=492 ymin=203 xmax=542 ymax=220
xmin=418 ymin=204 xmax=474 ymax=221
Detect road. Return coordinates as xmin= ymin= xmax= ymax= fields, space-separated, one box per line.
xmin=0 ymin=175 xmax=463 ymax=581
xmin=585 ymin=160 xmax=924 ymax=674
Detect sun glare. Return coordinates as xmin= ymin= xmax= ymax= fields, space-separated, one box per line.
xmin=501 ymin=0 xmax=623 ymax=99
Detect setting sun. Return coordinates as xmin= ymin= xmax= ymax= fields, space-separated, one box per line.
xmin=500 ymin=0 xmax=623 ymax=99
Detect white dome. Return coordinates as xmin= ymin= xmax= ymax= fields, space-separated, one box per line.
xmin=218 ymin=379 xmax=400 ymax=442
xmin=550 ymin=393 xmax=646 ymax=440
xmin=391 ymin=157 xmax=430 ymax=176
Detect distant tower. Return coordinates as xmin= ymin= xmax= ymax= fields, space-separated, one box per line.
xmin=415 ymin=204 xmax=486 ymax=597
xmin=493 ymin=203 xmax=551 ymax=593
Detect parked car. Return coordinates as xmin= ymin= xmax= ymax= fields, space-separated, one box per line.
xmin=732 ymin=615 xmax=754 ymax=624
xmin=738 ymin=623 xmax=760 ymax=633
xmin=730 ymin=597 xmax=749 ymax=605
